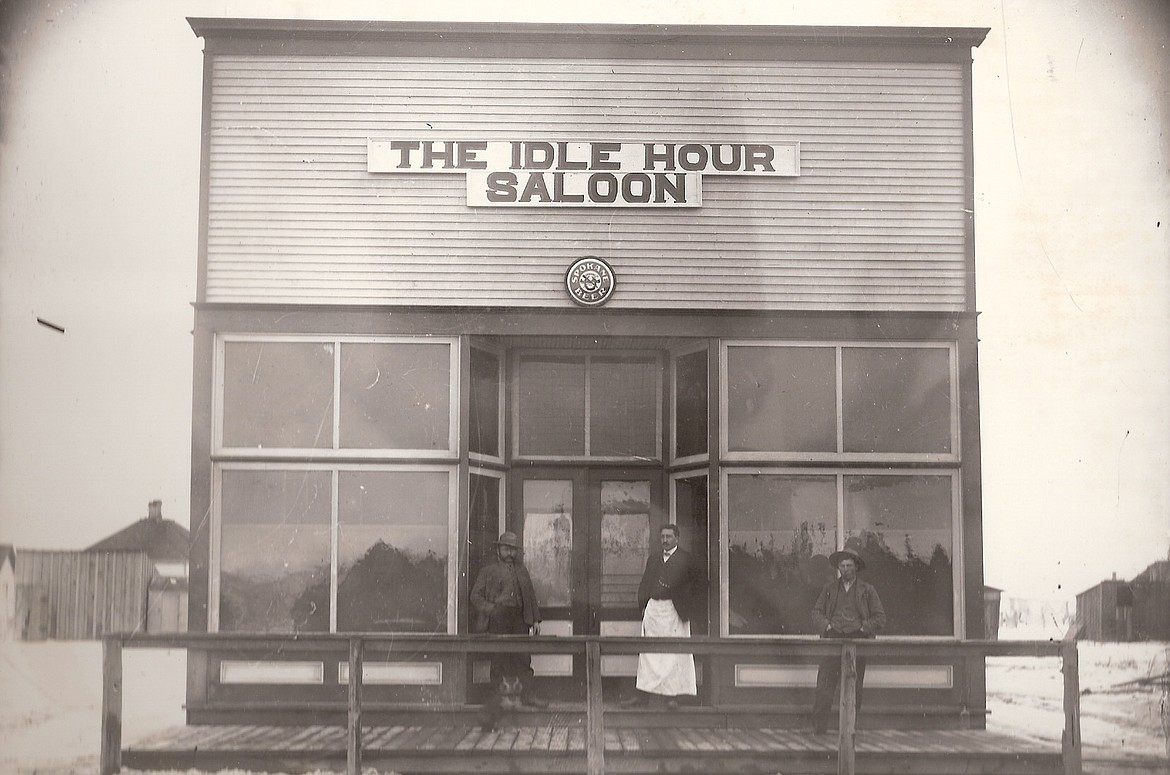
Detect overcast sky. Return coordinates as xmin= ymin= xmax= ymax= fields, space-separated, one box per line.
xmin=1 ymin=0 xmax=1167 ymax=603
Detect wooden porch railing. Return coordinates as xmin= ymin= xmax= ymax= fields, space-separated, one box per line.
xmin=99 ymin=633 xmax=1081 ymax=775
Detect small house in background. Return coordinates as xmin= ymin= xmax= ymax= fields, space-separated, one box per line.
xmin=0 ymin=545 xmax=15 ymax=641
xmin=1075 ymin=552 xmax=1170 ymax=642
xmin=86 ymin=500 xmax=190 ymax=633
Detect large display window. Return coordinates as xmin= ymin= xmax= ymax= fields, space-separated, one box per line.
xmin=211 ymin=335 xmax=460 ymax=634
xmin=721 ymin=341 xmax=958 ymax=463
xmin=217 ymin=335 xmax=458 ymax=457
xmin=724 ymin=469 xmax=959 ymax=637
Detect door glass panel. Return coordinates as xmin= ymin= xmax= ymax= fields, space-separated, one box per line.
xmin=599 ymin=480 xmax=652 ymax=607
xmin=590 ymin=358 xmax=658 ymax=458
xmin=521 ymin=480 xmax=573 ymax=607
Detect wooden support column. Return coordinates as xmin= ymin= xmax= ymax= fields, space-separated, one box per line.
xmin=347 ymin=637 xmax=364 ymax=775
xmin=586 ymin=639 xmax=605 ymax=775
xmin=1061 ymin=639 xmax=1082 ymax=775
xmin=99 ymin=636 xmax=123 ymax=775
xmin=837 ymin=642 xmax=857 ymax=775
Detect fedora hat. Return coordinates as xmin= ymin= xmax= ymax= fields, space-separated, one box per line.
xmin=828 ymin=548 xmax=865 ymax=572
xmin=494 ymin=531 xmax=522 ymax=549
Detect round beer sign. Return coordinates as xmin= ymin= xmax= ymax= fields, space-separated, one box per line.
xmin=565 ymin=256 xmax=616 ymax=307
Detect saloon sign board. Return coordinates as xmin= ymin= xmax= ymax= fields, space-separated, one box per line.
xmin=368 ymin=140 xmax=800 ymax=207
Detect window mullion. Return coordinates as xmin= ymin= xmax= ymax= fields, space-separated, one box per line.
xmin=583 ymin=354 xmax=592 ymax=456
xmin=837 ymin=473 xmax=845 ymax=551
xmin=330 ymin=469 xmax=339 ymax=633
xmin=835 ymin=345 xmax=844 ymax=455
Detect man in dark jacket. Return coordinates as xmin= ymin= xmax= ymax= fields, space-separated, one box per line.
xmin=470 ymin=531 xmax=547 ymax=729
xmin=622 ymin=523 xmax=703 ymax=708
xmin=810 ymin=548 xmax=886 ymax=733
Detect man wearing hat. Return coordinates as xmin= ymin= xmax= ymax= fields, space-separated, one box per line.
xmin=470 ymin=531 xmax=547 ymax=728
xmin=810 ymin=547 xmax=886 ymax=733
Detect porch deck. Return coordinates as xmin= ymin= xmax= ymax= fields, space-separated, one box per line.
xmin=125 ymin=720 xmax=1062 ymax=774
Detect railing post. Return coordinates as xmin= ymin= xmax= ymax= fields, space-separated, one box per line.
xmin=837 ymin=641 xmax=857 ymax=775
xmin=585 ymin=638 xmax=605 ymax=775
xmin=1061 ymin=638 xmax=1082 ymax=775
xmin=347 ymin=636 xmax=364 ymax=775
xmin=99 ymin=635 xmax=123 ymax=775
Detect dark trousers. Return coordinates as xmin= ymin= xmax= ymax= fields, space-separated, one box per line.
xmin=487 ymin=606 xmax=534 ymax=684
xmin=481 ymin=606 xmax=535 ymax=727
xmin=812 ymin=630 xmax=869 ymax=726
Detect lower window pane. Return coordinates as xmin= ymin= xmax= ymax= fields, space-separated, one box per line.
xmin=844 ymin=474 xmax=954 ymax=636
xmin=219 ymin=469 xmax=332 ymax=633
xmin=727 ymin=474 xmax=838 ymax=635
xmin=337 ymin=470 xmax=450 ymax=633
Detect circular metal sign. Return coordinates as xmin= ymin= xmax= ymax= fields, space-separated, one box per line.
xmin=565 ymin=256 xmax=616 ymax=307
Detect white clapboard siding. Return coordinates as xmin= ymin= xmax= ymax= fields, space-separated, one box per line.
xmin=204 ymin=56 xmax=970 ymax=311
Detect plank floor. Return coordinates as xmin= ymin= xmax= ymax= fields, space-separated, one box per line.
xmin=125 ymin=724 xmax=1064 ymax=775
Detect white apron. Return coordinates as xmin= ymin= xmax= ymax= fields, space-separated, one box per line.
xmin=635 ymin=598 xmax=697 ymax=696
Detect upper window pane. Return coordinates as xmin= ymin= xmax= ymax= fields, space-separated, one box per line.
xmin=469 ymin=348 xmax=501 ymax=458
xmin=222 ymin=341 xmax=334 ymax=449
xmin=219 ymin=469 xmax=332 ymax=633
xmin=842 ymin=347 xmax=953 ymax=454
xmin=590 ymin=358 xmax=658 ymax=458
xmin=844 ymin=474 xmax=953 ymax=636
xmin=674 ymin=350 xmax=708 ymax=459
xmin=517 ymin=357 xmax=585 ymax=456
xmin=727 ymin=473 xmax=837 ymax=635
xmin=336 ymin=470 xmax=449 ymax=633
xmin=339 ymin=342 xmax=451 ymax=451
xmin=727 ymin=346 xmax=836 ymax=453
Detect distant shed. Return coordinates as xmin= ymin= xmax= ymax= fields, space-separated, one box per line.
xmin=86 ymin=500 xmax=190 ymax=633
xmin=0 ymin=545 xmax=15 ymax=641
xmin=1075 ymin=556 xmax=1170 ymax=642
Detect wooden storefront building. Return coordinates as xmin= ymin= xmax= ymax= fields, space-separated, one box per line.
xmin=185 ymin=18 xmax=991 ymax=731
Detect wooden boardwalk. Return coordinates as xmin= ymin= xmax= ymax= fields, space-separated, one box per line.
xmin=125 ymin=722 xmax=1064 ymax=774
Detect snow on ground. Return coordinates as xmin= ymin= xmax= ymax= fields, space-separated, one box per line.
xmin=1 ymin=639 xmax=1166 ymax=774
xmin=985 ymin=640 xmax=1169 ymax=762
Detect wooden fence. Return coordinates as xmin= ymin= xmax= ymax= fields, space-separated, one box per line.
xmin=99 ymin=632 xmax=1082 ymax=775
xmin=16 ymin=550 xmax=152 ymax=640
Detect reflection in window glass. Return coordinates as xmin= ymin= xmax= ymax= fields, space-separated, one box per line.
xmin=844 ymin=475 xmax=953 ymax=635
xmin=600 ymin=481 xmax=651 ymax=608
xmin=339 ymin=343 xmax=451 ymax=451
xmin=842 ymin=347 xmax=952 ymax=454
xmin=673 ymin=475 xmax=710 ymax=632
xmin=469 ymin=349 xmax=501 ymax=457
xmin=727 ymin=346 xmax=836 ymax=453
xmin=517 ymin=358 xmax=585 ymax=456
xmin=336 ymin=471 xmax=449 ymax=633
xmin=522 ymin=480 xmax=573 ymax=607
xmin=219 ymin=469 xmax=332 ymax=633
xmin=591 ymin=358 xmax=658 ymax=458
xmin=727 ymin=474 xmax=837 ymax=635
xmin=468 ymin=474 xmax=502 ymax=604
xmin=674 ymin=350 xmax=708 ymax=459
xmin=223 ymin=341 xmax=334 ymax=449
